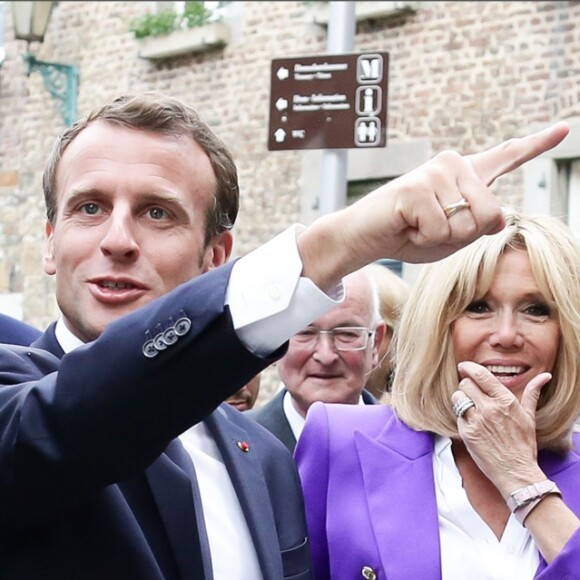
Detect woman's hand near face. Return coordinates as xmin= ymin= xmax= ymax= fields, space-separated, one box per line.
xmin=452 ymin=361 xmax=580 ymax=563
xmin=451 ymin=361 xmax=548 ymax=495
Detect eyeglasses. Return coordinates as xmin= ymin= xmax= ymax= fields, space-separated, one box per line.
xmin=290 ymin=327 xmax=375 ymax=351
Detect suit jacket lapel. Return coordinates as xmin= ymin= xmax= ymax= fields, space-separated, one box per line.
xmin=204 ymin=407 xmax=283 ymax=580
xmin=362 ymin=389 xmax=379 ymax=405
xmin=269 ymin=390 xmax=297 ymax=452
xmin=146 ymin=440 xmax=210 ymax=580
xmin=354 ymin=413 xmax=442 ymax=579
xmin=34 ymin=326 xmax=207 ymax=578
xmin=32 ymin=323 xmax=64 ymax=357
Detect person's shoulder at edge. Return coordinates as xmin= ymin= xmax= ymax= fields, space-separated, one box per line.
xmin=0 ymin=313 xmax=41 ymax=346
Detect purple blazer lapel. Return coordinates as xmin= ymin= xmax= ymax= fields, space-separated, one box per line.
xmin=354 ymin=412 xmax=442 ymax=579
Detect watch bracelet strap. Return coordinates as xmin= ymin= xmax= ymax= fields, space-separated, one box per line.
xmin=506 ymin=479 xmax=562 ymax=525
xmin=514 ymin=494 xmax=555 ymax=525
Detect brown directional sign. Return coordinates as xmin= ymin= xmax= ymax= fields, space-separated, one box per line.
xmin=268 ymin=52 xmax=389 ymax=151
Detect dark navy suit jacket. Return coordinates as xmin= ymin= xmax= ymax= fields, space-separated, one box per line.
xmin=0 ymin=264 xmax=312 ymax=579
xmin=0 ymin=313 xmax=41 ymax=346
xmin=247 ymin=387 xmax=378 ymax=454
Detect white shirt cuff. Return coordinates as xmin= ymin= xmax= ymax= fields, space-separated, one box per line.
xmin=226 ymin=224 xmax=344 ymax=356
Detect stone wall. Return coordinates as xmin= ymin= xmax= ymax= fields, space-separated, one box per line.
xmin=1 ymin=1 xmax=579 ymax=402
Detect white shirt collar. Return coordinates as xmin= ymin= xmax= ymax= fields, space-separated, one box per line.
xmin=283 ymin=388 xmax=306 ymax=441
xmin=55 ymin=317 xmax=86 ymax=353
xmin=282 ymin=385 xmax=366 ymax=442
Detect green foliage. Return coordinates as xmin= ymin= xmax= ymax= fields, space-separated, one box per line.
xmin=129 ymin=8 xmax=179 ymax=39
xmin=129 ymin=2 xmax=215 ymax=40
xmin=182 ymin=1 xmax=214 ymax=28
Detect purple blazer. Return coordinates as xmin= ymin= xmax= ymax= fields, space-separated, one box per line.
xmin=295 ymin=402 xmax=580 ymax=580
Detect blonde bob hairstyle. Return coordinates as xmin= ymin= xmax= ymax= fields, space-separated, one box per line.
xmin=389 ymin=210 xmax=580 ymax=452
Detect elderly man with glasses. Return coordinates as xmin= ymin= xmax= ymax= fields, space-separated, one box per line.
xmin=247 ymin=268 xmax=386 ymax=454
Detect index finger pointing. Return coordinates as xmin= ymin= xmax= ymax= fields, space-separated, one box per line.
xmin=468 ymin=122 xmax=570 ymax=187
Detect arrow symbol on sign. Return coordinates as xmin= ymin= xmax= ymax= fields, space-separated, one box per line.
xmin=276 ymin=97 xmax=288 ymax=111
xmin=274 ymin=128 xmax=286 ymax=142
xmin=277 ymin=67 xmax=289 ymax=80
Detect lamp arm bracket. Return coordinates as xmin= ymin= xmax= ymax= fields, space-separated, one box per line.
xmin=23 ymin=53 xmax=79 ymax=126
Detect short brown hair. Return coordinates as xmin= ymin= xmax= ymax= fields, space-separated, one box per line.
xmin=42 ymin=92 xmax=239 ymax=245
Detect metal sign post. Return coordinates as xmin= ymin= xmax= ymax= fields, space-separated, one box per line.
xmin=320 ymin=1 xmax=355 ymax=215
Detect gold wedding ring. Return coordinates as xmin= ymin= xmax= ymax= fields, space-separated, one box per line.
xmin=443 ymin=198 xmax=471 ymax=219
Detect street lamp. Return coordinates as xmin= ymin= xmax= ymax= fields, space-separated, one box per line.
xmin=11 ymin=1 xmax=79 ymax=126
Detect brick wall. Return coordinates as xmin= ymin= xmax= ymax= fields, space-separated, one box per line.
xmin=1 ymin=1 xmax=579 ymax=402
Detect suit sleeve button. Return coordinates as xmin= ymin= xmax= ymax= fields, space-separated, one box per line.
xmin=142 ymin=340 xmax=158 ymax=358
xmin=153 ymin=333 xmax=168 ymax=350
xmin=163 ymin=328 xmax=178 ymax=345
xmin=174 ymin=316 xmax=192 ymax=336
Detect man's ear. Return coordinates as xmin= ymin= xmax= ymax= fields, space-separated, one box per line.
xmin=201 ymin=230 xmax=233 ymax=272
xmin=371 ymin=320 xmax=387 ymax=366
xmin=42 ymin=221 xmax=56 ymax=276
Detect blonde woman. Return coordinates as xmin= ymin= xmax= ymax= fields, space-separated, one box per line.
xmin=296 ymin=210 xmax=580 ymax=580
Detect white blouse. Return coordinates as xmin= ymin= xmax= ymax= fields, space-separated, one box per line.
xmin=433 ymin=436 xmax=540 ymax=579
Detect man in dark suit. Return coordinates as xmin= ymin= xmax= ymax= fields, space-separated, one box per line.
xmin=0 ymin=94 xmax=315 ymax=580
xmin=248 ymin=269 xmax=384 ymax=454
xmin=0 ymin=313 xmax=41 ymax=345
xmin=0 ymin=91 xmax=568 ymax=579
